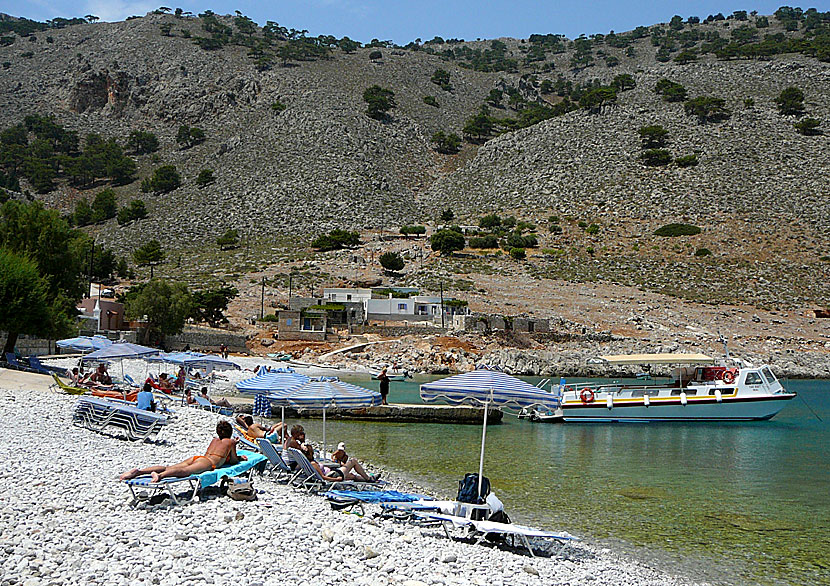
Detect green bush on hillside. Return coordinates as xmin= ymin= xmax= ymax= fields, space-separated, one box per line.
xmin=654 ymin=223 xmax=702 ymax=237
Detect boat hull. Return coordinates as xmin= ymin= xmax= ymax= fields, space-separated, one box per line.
xmin=561 ymin=394 xmax=796 ymax=422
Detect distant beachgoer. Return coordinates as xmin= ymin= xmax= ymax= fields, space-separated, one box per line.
xmin=175 ymin=366 xmax=186 ymax=390
xmin=120 ymin=420 xmax=245 ymax=482
xmin=220 ymin=344 xmax=228 ymax=359
xmin=378 ymin=368 xmax=390 ymax=405
xmin=184 ymin=388 xmax=197 ymax=405
xmin=137 ymin=383 xmax=156 ymax=412
xmin=200 ymin=387 xmax=233 ymax=409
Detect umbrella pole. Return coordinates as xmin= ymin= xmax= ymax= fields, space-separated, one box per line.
xmin=322 ymin=407 xmax=326 ymax=459
xmin=477 ymin=388 xmax=493 ymax=501
xmin=281 ymin=406 xmax=285 ymax=442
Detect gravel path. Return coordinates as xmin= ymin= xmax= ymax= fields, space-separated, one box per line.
xmin=0 ymin=382 xmax=707 ymax=586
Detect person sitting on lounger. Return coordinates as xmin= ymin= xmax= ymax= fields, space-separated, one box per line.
xmin=184 ymin=388 xmax=197 ymax=405
xmin=330 ymin=441 xmax=381 ymax=483
xmin=158 ymin=373 xmax=174 ymax=391
xmin=200 ymin=387 xmax=233 ymax=409
xmin=120 ymin=420 xmax=246 ymax=482
xmin=90 ymin=364 xmax=113 ymax=386
xmin=137 ymin=383 xmax=156 ymax=412
xmin=283 ymin=425 xmax=378 ymax=482
xmin=236 ymin=414 xmax=285 ymax=442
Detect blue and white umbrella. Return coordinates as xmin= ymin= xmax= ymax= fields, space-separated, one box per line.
xmin=236 ymin=370 xmax=311 ymax=430
xmin=183 ymin=354 xmax=240 ymax=371
xmin=56 ymin=335 xmax=112 ymax=352
xmin=81 ymin=341 xmax=160 ymax=380
xmin=145 ymin=351 xmax=205 ymax=365
xmin=267 ymin=377 xmax=382 ymax=455
xmin=421 ymin=365 xmax=561 ymax=498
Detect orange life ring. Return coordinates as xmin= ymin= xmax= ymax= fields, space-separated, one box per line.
xmin=580 ymin=388 xmax=595 ymax=403
xmin=722 ymin=371 xmax=736 ymax=384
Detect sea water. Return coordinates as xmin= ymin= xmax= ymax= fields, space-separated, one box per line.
xmin=288 ymin=376 xmax=830 ymax=586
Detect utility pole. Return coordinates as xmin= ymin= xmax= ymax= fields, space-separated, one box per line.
xmin=288 ymin=273 xmax=293 ymax=305
xmin=87 ymin=239 xmax=95 ymax=298
xmin=260 ymin=276 xmax=265 ymax=319
xmin=440 ymin=281 xmax=445 ymax=328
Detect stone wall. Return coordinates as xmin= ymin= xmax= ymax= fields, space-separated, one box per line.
xmin=351 ymin=325 xmax=446 ymax=337
xmin=166 ymin=326 xmax=248 ymax=352
xmin=0 ymin=333 xmax=55 ymax=357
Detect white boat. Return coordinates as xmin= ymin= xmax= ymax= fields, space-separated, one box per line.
xmin=554 ymin=352 xmax=796 ymax=423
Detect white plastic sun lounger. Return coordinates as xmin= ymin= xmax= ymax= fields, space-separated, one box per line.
xmin=73 ymin=396 xmax=170 ymax=441
xmin=414 ymin=512 xmax=578 ymax=557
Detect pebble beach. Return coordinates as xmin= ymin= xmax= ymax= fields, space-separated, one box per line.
xmin=0 ymin=374 xmax=707 ymax=586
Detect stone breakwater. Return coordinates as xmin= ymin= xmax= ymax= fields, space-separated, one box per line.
xmin=0 ymin=385 xmax=705 ymax=586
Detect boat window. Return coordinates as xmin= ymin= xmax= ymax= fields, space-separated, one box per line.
xmin=761 ymin=367 xmax=777 ymax=384
xmin=670 ymin=389 xmax=684 ymax=396
xmin=744 ymin=372 xmax=763 ymax=385
xmin=630 ymin=390 xmax=646 ymax=397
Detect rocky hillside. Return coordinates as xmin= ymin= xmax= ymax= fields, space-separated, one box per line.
xmin=0 ymin=9 xmax=828 ymax=302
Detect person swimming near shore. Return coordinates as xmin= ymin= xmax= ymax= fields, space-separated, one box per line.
xmin=120 ymin=420 xmax=245 ymax=482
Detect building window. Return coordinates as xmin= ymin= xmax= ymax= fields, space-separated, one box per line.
xmin=398 ymin=303 xmax=407 ymax=311
xmin=286 ymin=318 xmax=293 ymax=326
xmin=347 ymin=294 xmax=352 ymax=301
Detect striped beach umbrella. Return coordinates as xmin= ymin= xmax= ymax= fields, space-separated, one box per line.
xmin=267 ymin=377 xmax=382 ymax=455
xmin=236 ymin=369 xmax=311 ymax=430
xmin=420 ymin=365 xmax=561 ymax=499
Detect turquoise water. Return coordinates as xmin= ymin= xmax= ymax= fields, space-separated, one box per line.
xmin=286 ymin=376 xmax=830 ymax=586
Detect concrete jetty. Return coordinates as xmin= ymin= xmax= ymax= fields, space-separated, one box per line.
xmin=231 ymin=398 xmax=502 ymax=424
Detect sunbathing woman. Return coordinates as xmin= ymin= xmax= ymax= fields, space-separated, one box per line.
xmin=236 ymin=414 xmax=286 ymax=442
xmin=120 ymin=420 xmax=246 ymax=482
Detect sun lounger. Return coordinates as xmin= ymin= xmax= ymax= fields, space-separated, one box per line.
xmin=323 ymin=490 xmax=431 ymax=515
xmin=257 ymin=438 xmax=302 ymax=484
xmin=413 ymin=511 xmax=578 ymax=557
xmin=287 ymin=448 xmax=385 ymax=493
xmin=73 ymin=396 xmax=170 ymax=441
xmin=51 ymin=372 xmax=88 ymax=395
xmin=123 ymin=449 xmax=266 ymax=506
xmin=232 ymin=426 xmax=262 ymax=452
xmin=123 ymin=373 xmax=140 ymax=388
xmin=193 ymin=395 xmax=233 ymax=416
xmin=4 ymin=353 xmax=40 ymax=373
xmin=26 ymin=356 xmax=60 ymax=375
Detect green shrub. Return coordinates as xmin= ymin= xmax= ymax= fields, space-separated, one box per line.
xmin=509 ymin=247 xmax=526 ymax=260
xmin=577 ymin=220 xmax=588 ymax=228
xmin=379 ymin=251 xmax=405 ymax=272
xmin=654 ymin=223 xmax=702 ymax=237
xmin=549 ymin=224 xmax=562 ymax=234
xmin=638 ymin=125 xmax=669 ymax=148
xmin=196 ymin=169 xmax=215 ymax=187
xmin=431 ymin=131 xmax=461 ymax=154
xmin=684 ymin=96 xmax=730 ymax=123
xmin=675 ymin=154 xmax=699 ymax=167
xmin=423 ymin=96 xmax=439 ymax=107
xmin=585 ymin=224 xmax=600 ymax=235
xmin=794 ymin=118 xmax=821 ymax=136
xmin=400 ymin=225 xmax=426 ymax=236
xmin=271 ymin=100 xmax=287 ymax=113
xmin=312 ymin=229 xmax=360 ymax=251
xmin=216 ymin=229 xmax=240 ymax=250
xmin=469 ymin=235 xmax=499 ymax=249
xmin=479 ymin=213 xmax=501 ymax=229
xmin=775 ymin=87 xmax=805 ymax=116
xmin=640 ymin=149 xmax=672 ymax=166
xmin=430 ymin=229 xmax=465 ymax=255
xmin=259 ymin=313 xmax=279 ymax=322
xmin=694 ymin=247 xmax=712 ymax=257
xmin=541 ymin=248 xmax=561 ymax=256
xmin=117 ymin=199 xmax=148 ymax=225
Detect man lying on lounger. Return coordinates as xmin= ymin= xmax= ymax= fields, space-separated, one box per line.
xmin=235 ymin=414 xmax=286 ymax=442
xmin=120 ymin=420 xmax=246 ymax=483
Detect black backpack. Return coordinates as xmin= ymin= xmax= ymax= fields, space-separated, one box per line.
xmin=457 ymin=473 xmax=491 ymax=504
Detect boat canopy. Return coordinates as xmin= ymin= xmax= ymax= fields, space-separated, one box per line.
xmin=599 ymin=353 xmax=714 ymax=365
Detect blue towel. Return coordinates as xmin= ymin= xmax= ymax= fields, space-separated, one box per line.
xmin=198 ymin=449 xmax=265 ymax=488
xmin=323 ymin=490 xmax=432 ymax=503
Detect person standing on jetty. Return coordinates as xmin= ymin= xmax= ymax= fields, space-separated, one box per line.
xmin=120 ymin=420 xmax=245 ymax=482
xmin=378 ymin=367 xmax=390 ymax=405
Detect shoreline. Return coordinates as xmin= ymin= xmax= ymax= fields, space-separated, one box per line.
xmin=0 ymin=373 xmax=708 ymax=586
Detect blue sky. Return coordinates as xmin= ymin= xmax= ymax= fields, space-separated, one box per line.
xmin=6 ymin=1 xmax=829 ymax=43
